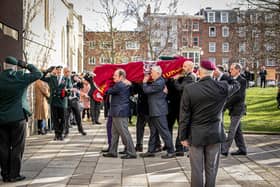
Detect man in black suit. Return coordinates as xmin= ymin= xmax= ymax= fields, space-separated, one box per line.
xmin=167 ymin=60 xmax=196 ymax=156
xmin=0 ymin=57 xmax=42 ymax=182
xmin=259 ymin=65 xmax=267 ymax=88
xmin=213 ymin=65 xmax=230 ymax=81
xmin=179 ymin=60 xmax=240 ymax=187
xmin=222 ymin=63 xmax=247 ymax=156
xmin=140 ymin=65 xmax=175 ymax=159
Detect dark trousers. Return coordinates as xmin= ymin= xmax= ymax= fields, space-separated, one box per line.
xmin=0 ymin=120 xmax=26 ymax=179
xmin=136 ymin=113 xmax=161 ymax=148
xmin=167 ymin=109 xmax=186 ymax=152
xmin=106 ymin=116 xmax=112 ymax=147
xmin=65 ymin=98 xmax=85 ymax=134
xmin=82 ymin=108 xmax=90 ymax=119
xmin=260 ymin=78 xmax=266 ymax=88
xmin=149 ymin=116 xmax=174 ymax=153
xmin=90 ymin=98 xmax=101 ymax=124
xmin=51 ymin=104 xmax=66 ymax=137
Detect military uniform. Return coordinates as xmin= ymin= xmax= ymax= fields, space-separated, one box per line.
xmin=41 ymin=74 xmax=72 ymax=140
xmin=0 ymin=63 xmax=42 ymax=181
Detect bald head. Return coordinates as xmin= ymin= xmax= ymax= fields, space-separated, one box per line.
xmin=183 ymin=60 xmax=194 ymax=73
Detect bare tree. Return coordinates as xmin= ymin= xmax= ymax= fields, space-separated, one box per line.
xmin=123 ymin=0 xmax=179 ymax=60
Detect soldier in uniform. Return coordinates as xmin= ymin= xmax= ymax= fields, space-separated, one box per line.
xmin=0 ymin=57 xmax=42 ymax=182
xmin=41 ymin=66 xmax=72 ymax=140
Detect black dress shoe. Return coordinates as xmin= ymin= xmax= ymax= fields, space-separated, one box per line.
xmin=95 ymin=121 xmax=102 ymax=124
xmin=140 ymin=152 xmax=155 ymax=158
xmin=103 ymin=153 xmax=117 ymax=158
xmin=231 ymin=150 xmax=247 ymax=156
xmin=121 ymin=154 xmax=137 ymax=159
xmin=101 ymin=148 xmax=109 ymax=152
xmin=153 ymin=147 xmax=162 ymax=153
xmin=135 ymin=145 xmax=143 ymax=152
xmin=161 ymin=153 xmax=176 ymax=159
xmin=9 ymin=175 xmax=26 ymax=182
xmin=80 ymin=131 xmax=87 ymax=136
xmin=2 ymin=177 xmax=9 ymax=182
xmin=221 ymin=152 xmax=228 ymax=157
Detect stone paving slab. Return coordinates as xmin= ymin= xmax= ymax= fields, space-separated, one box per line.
xmin=0 ymin=121 xmax=279 ymax=187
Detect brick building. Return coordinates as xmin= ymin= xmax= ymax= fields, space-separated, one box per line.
xmin=84 ymin=31 xmax=147 ymax=72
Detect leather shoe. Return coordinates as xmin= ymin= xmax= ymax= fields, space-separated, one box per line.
xmin=153 ymin=147 xmax=162 ymax=153
xmin=118 ymin=149 xmax=127 ymax=154
xmin=140 ymin=152 xmax=155 ymax=158
xmin=135 ymin=145 xmax=143 ymax=152
xmin=121 ymin=154 xmax=137 ymax=159
xmin=101 ymin=148 xmax=109 ymax=152
xmin=103 ymin=153 xmax=117 ymax=158
xmin=231 ymin=150 xmax=247 ymax=156
xmin=161 ymin=153 xmax=176 ymax=159
xmin=2 ymin=177 xmax=9 ymax=182
xmin=80 ymin=131 xmax=87 ymax=136
xmin=221 ymin=152 xmax=228 ymax=157
xmin=95 ymin=121 xmax=102 ymax=125
xmin=9 ymin=175 xmax=26 ymax=182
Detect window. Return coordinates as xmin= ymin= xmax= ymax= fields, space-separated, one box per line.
xmin=239 ymin=58 xmax=246 ymax=67
xmin=238 ymin=27 xmax=246 ymax=37
xmin=222 ymin=43 xmax=229 ymax=52
xmin=100 ymin=41 xmax=112 ymax=49
xmin=222 ymin=58 xmax=229 ymax=69
xmin=209 ymin=42 xmax=216 ymax=53
xmin=265 ymin=13 xmax=273 ymax=23
xmin=167 ymin=42 xmax=173 ymax=48
xmin=89 ymin=41 xmax=96 ymax=49
xmin=126 ymin=41 xmax=140 ymax=50
xmin=131 ymin=56 xmax=141 ymax=61
xmin=193 ymin=37 xmax=199 ymax=46
xmin=266 ymin=58 xmax=276 ymax=66
xmin=100 ymin=56 xmax=111 ymax=64
xmin=209 ymin=26 xmax=216 ymax=37
xmin=237 ymin=12 xmax=245 ymax=23
xmin=252 ymin=29 xmax=259 ymax=38
xmin=153 ymin=41 xmax=160 ymax=47
xmin=182 ymin=37 xmax=188 ymax=47
xmin=239 ymin=43 xmax=246 ymax=52
xmin=182 ymin=20 xmax=188 ymax=30
xmin=222 ymin=26 xmax=229 ymax=37
xmin=208 ymin=57 xmax=216 ymax=64
xmin=192 ymin=22 xmax=199 ymax=31
xmin=221 ymin=12 xmax=229 ymax=23
xmin=207 ymin=12 xmax=216 ymax=23
xmin=88 ymin=56 xmax=95 ymax=65
xmin=264 ymin=43 xmax=274 ymax=52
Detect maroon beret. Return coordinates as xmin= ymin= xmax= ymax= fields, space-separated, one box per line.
xmin=200 ymin=60 xmax=216 ymax=70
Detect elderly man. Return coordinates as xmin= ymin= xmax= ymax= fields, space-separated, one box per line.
xmin=41 ymin=66 xmax=72 ymax=141
xmin=103 ymin=69 xmax=137 ymax=159
xmin=141 ymin=65 xmax=175 ymax=159
xmin=0 ymin=57 xmax=42 ymax=182
xmin=179 ymin=60 xmax=240 ymax=187
xmin=221 ymin=63 xmax=247 ymax=156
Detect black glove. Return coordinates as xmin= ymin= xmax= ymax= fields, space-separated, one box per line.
xmin=17 ymin=59 xmax=28 ymax=68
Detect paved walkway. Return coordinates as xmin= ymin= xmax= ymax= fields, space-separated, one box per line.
xmin=1 ymin=121 xmax=279 ymax=187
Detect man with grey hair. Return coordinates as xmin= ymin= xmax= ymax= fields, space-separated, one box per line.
xmin=141 ymin=65 xmax=175 ymax=159
xmin=221 ymin=63 xmax=247 ymax=156
xmin=0 ymin=57 xmax=42 ymax=182
xmin=179 ymin=60 xmax=240 ymax=187
xmin=103 ymin=69 xmax=137 ymax=159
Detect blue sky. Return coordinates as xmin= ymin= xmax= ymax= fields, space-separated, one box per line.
xmin=69 ymin=0 xmax=243 ymax=31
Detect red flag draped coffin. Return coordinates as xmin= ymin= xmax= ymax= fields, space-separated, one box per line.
xmin=92 ymin=56 xmax=188 ymax=101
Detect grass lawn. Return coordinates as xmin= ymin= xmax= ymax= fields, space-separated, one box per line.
xmin=223 ymin=87 xmax=280 ymax=133
xmin=130 ymin=87 xmax=280 ymax=133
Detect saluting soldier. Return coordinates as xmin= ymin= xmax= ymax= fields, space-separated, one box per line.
xmin=41 ymin=66 xmax=72 ymax=141
xmin=0 ymin=57 xmax=42 ymax=182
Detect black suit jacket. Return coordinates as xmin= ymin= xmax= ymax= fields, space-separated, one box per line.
xmin=179 ymin=76 xmax=240 ymax=146
xmin=226 ymin=75 xmax=246 ymax=116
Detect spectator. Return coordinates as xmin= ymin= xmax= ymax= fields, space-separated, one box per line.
xmin=259 ymin=65 xmax=267 ymax=88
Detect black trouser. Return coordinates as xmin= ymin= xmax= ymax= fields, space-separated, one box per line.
xmin=65 ymin=98 xmax=84 ymax=134
xmin=90 ymin=98 xmax=101 ymax=124
xmin=82 ymin=108 xmax=90 ymax=119
xmin=136 ymin=113 xmax=161 ymax=148
xmin=0 ymin=120 xmax=26 ymax=179
xmin=51 ymin=104 xmax=66 ymax=137
xmin=149 ymin=116 xmax=174 ymax=153
xmin=167 ymin=108 xmax=185 ymax=152
xmin=260 ymin=78 xmax=266 ymax=88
